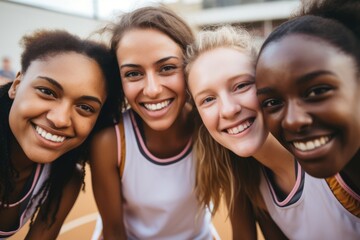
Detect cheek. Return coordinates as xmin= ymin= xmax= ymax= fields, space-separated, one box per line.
xmin=75 ymin=117 xmax=97 ymax=139
xmin=9 ymin=94 xmax=42 ymax=120
xmin=197 ymin=107 xmax=218 ymax=131
xmin=122 ymin=82 xmax=138 ymax=100
xmin=8 ymin=105 xmax=19 ymax=135
xmin=170 ymin=75 xmax=186 ymax=95
xmin=262 ymin=112 xmax=282 ymax=136
xmin=248 ymin=95 xmax=262 ymax=112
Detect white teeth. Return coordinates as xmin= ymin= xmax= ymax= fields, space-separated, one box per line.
xmin=143 ymin=100 xmax=171 ymax=111
xmin=226 ymin=120 xmax=252 ymax=135
xmin=35 ymin=126 xmax=66 ymax=143
xmin=293 ymin=136 xmax=329 ymax=152
xmin=45 ymin=133 xmax=52 ymax=140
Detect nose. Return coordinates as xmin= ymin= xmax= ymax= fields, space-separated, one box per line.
xmin=143 ymin=73 xmax=162 ymax=98
xmin=220 ymin=94 xmax=241 ymax=119
xmin=46 ymin=103 xmax=72 ymax=128
xmin=282 ymin=100 xmax=312 ymax=133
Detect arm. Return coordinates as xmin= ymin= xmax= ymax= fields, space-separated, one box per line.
xmin=89 ymin=127 xmax=126 ymax=240
xmin=25 ymin=165 xmax=82 ymax=239
xmin=230 ymin=190 xmax=257 ymax=240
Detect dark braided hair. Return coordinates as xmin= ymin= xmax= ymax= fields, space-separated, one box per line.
xmin=257 ymin=0 xmax=360 ymax=76
xmin=0 ymin=82 xmax=15 ymax=206
xmin=0 ymin=29 xmax=122 ymax=227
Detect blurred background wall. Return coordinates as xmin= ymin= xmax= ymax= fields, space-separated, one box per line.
xmin=0 ymin=0 xmax=106 ymax=72
xmin=0 ymin=0 xmax=300 ymax=72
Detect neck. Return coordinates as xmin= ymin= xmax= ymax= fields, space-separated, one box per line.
xmin=253 ymin=134 xmax=293 ymax=171
xmin=253 ymin=134 xmax=296 ymax=194
xmin=139 ymin=104 xmax=193 ymax=158
xmin=10 ymin=135 xmax=35 ymax=173
xmin=341 ymin=149 xmax=360 ymax=195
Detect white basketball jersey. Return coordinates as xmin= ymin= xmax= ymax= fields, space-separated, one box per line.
xmin=260 ymin=164 xmax=360 ymax=240
xmin=121 ymin=110 xmax=213 ymax=240
xmin=0 ymin=164 xmax=50 ymax=239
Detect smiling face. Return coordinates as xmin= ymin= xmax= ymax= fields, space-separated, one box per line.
xmin=188 ymin=47 xmax=267 ymax=157
xmin=256 ymin=34 xmax=360 ymax=178
xmin=8 ymin=52 xmax=107 ymax=164
xmin=116 ymin=28 xmax=186 ymax=131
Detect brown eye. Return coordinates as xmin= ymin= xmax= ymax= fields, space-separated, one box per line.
xmin=79 ymin=105 xmax=94 ymax=112
xmin=125 ymin=71 xmax=142 ymax=78
xmin=160 ymin=65 xmax=176 ymax=72
xmin=37 ymin=87 xmax=56 ymax=98
xmin=261 ymin=98 xmax=283 ymax=108
xmin=306 ymin=85 xmax=332 ymax=98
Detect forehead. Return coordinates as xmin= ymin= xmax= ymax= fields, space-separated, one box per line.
xmin=190 ymin=47 xmax=253 ymax=80
xmin=260 ymin=35 xmax=339 ymax=68
xmin=256 ymin=34 xmax=356 ymax=86
xmin=116 ymin=28 xmax=182 ymax=61
xmin=24 ymin=52 xmax=106 ymax=96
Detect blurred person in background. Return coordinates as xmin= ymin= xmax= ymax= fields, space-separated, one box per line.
xmin=0 ymin=57 xmax=16 ymax=84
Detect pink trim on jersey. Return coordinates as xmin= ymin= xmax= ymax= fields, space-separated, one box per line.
xmin=0 ymin=208 xmax=28 ymax=236
xmin=265 ymin=161 xmax=302 ymax=206
xmin=2 ymin=164 xmax=41 ymax=207
xmin=0 ymin=164 xmax=42 ymax=237
xmin=115 ymin=124 xmax=121 ymax=167
xmin=335 ymin=173 xmax=360 ymax=202
xmin=130 ymin=111 xmax=192 ymax=163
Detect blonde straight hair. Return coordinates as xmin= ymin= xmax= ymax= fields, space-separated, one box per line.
xmin=185 ymin=25 xmax=265 ymax=215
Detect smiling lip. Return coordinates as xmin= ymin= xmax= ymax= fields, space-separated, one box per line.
xmin=34 ymin=125 xmax=66 ymax=143
xmin=141 ymin=99 xmax=173 ymax=111
xmin=292 ymin=135 xmax=331 ymax=152
xmin=224 ymin=118 xmax=254 ymax=135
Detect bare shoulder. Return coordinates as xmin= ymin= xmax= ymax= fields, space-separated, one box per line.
xmin=91 ymin=126 xmax=117 ymax=149
xmin=89 ymin=125 xmax=119 ymax=168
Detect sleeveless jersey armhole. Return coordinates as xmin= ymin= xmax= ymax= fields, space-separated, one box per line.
xmin=114 ymin=115 xmax=126 ymax=178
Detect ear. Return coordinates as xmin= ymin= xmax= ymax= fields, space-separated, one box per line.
xmin=8 ymin=72 xmax=22 ymax=99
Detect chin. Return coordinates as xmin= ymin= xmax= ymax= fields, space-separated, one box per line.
xmin=28 ymin=152 xmax=62 ymax=164
xmin=233 ymin=147 xmax=256 ymax=158
xmin=300 ymin=161 xmax=338 ymax=179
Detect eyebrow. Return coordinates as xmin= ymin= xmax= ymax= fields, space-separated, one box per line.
xmin=155 ymin=56 xmax=179 ymax=64
xmin=295 ymin=70 xmax=335 ymax=85
xmin=38 ymin=76 xmax=103 ymax=106
xmin=120 ymin=56 xmax=180 ymax=69
xmin=256 ymin=87 xmax=273 ymax=96
xmin=79 ymin=95 xmax=103 ymax=106
xmin=38 ymin=76 xmax=63 ymax=91
xmin=194 ymin=74 xmax=254 ymax=99
xmin=256 ymin=70 xmax=336 ymax=96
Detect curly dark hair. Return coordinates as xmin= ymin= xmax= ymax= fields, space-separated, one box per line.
xmin=258 ymin=0 xmax=360 ymax=76
xmin=0 ymin=29 xmax=122 ymax=227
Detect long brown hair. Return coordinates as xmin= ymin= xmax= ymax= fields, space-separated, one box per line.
xmin=99 ymin=5 xmax=194 ymax=112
